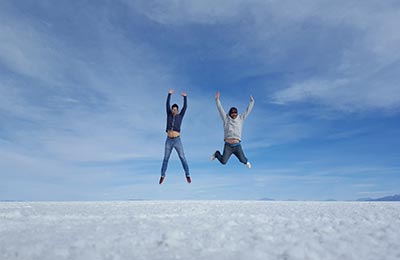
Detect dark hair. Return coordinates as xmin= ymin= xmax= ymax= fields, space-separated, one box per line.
xmin=172 ymin=104 xmax=179 ymax=110
xmin=229 ymin=107 xmax=238 ymax=114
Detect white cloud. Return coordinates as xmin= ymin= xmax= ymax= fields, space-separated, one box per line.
xmin=272 ymin=79 xmax=347 ymax=104
xmin=272 ymin=75 xmax=400 ymax=112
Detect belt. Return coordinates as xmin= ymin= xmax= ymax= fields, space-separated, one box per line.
xmin=168 ymin=135 xmax=180 ymax=139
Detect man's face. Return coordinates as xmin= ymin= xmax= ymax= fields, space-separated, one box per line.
xmin=172 ymin=107 xmax=179 ymax=115
xmin=230 ymin=110 xmax=238 ymax=119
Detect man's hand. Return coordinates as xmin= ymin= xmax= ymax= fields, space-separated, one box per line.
xmin=250 ymin=95 xmax=254 ymax=102
xmin=215 ymin=91 xmax=220 ymax=100
xmin=181 ymin=92 xmax=187 ymax=97
xmin=169 ymin=89 xmax=174 ymax=94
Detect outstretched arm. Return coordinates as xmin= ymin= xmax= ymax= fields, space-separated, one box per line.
xmin=180 ymin=91 xmax=187 ymax=115
xmin=241 ymin=95 xmax=254 ymax=120
xmin=215 ymin=91 xmax=226 ymax=120
xmin=166 ymin=89 xmax=174 ymax=113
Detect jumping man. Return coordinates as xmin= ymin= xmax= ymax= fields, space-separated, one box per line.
xmin=160 ymin=89 xmax=191 ymax=184
xmin=211 ymin=91 xmax=254 ymax=168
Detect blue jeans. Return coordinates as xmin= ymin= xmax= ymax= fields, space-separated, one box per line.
xmin=215 ymin=142 xmax=248 ymax=165
xmin=161 ymin=137 xmax=190 ymax=177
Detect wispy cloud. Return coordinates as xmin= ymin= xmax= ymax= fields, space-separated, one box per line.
xmin=266 ymin=2 xmax=400 ymax=112
xmin=128 ymin=0 xmax=247 ymax=25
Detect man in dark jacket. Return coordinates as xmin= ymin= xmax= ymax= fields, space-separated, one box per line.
xmin=159 ymin=89 xmax=191 ymax=184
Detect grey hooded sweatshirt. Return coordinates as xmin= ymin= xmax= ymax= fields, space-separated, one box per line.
xmin=216 ymin=98 xmax=254 ymax=141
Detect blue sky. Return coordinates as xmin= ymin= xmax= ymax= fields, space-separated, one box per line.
xmin=1 ymin=0 xmax=399 ymax=201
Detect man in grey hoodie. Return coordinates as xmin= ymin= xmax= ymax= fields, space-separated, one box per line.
xmin=211 ymin=91 xmax=254 ymax=168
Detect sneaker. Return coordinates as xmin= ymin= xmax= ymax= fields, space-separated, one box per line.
xmin=246 ymin=162 xmax=251 ymax=169
xmin=210 ymin=152 xmax=216 ymax=161
xmin=186 ymin=176 xmax=191 ymax=184
xmin=159 ymin=176 xmax=165 ymax=185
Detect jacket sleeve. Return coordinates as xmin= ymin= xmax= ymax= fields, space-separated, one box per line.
xmin=180 ymin=96 xmax=187 ymax=116
xmin=240 ymin=98 xmax=254 ymax=120
xmin=216 ymin=98 xmax=226 ymax=121
xmin=166 ymin=93 xmax=172 ymax=114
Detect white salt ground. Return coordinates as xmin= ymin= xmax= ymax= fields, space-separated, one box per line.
xmin=1 ymin=201 xmax=399 ymax=260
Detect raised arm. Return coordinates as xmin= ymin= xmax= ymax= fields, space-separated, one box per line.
xmin=166 ymin=89 xmax=173 ymax=113
xmin=240 ymin=95 xmax=254 ymax=120
xmin=215 ymin=91 xmax=226 ymax=120
xmin=180 ymin=92 xmax=187 ymax=115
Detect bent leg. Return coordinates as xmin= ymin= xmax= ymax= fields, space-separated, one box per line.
xmin=233 ymin=144 xmax=248 ymax=164
xmin=215 ymin=143 xmax=233 ymax=165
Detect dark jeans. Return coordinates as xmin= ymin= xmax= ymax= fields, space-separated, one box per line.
xmin=215 ymin=142 xmax=248 ymax=165
xmin=161 ymin=137 xmax=190 ymax=177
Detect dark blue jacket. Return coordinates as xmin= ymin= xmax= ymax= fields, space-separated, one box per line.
xmin=165 ymin=93 xmax=187 ymax=133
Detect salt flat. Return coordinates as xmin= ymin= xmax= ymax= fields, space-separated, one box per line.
xmin=1 ymin=201 xmax=399 ymax=260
